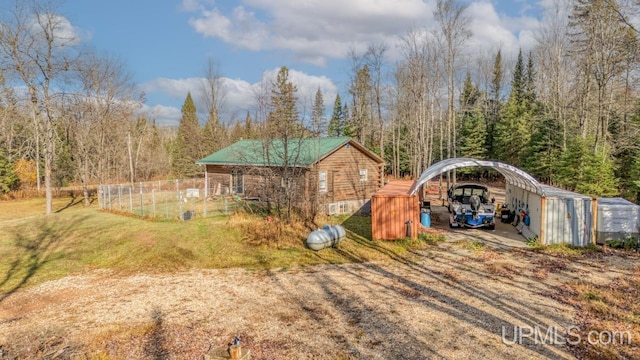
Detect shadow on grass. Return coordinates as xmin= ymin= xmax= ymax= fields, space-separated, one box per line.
xmin=55 ymin=194 xmax=85 ymax=213
xmin=0 ymin=215 xmax=87 ymax=303
xmin=340 ymin=215 xmax=372 ymax=241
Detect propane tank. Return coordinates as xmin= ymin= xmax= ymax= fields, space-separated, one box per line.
xmin=305 ymin=224 xmax=347 ymax=251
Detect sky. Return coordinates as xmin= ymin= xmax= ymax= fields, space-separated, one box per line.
xmin=57 ymin=0 xmax=558 ymax=126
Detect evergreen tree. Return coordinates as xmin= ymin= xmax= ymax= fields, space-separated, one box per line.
xmin=486 ymin=49 xmax=503 ymax=159
xmin=458 ymin=74 xmax=487 ymax=172
xmin=342 ymin=103 xmax=356 ymax=138
xmin=311 ymin=87 xmax=325 ymax=136
xmin=328 ymin=94 xmax=343 ymax=137
xmin=493 ymin=49 xmax=532 ymax=167
xmin=525 ymin=51 xmax=537 ymax=108
xmin=0 ymin=150 xmax=19 ymax=193
xmin=521 ymin=117 xmax=562 ymax=183
xmin=349 ymin=65 xmax=372 ymax=145
xmin=244 ymin=111 xmax=255 ymax=139
xmin=556 ymin=137 xmax=619 ymax=197
xmin=202 ymin=105 xmax=225 ymax=156
xmin=171 ymin=92 xmax=202 ymax=178
xmin=267 ymin=66 xmax=300 ymax=138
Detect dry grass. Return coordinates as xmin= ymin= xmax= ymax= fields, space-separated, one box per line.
xmin=485 ymin=262 xmax=517 ymax=279
xmin=558 ymin=266 xmax=640 ymax=359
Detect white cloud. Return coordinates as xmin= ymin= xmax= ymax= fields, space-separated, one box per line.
xmin=140 ymin=68 xmax=338 ymax=125
xmin=184 ymin=0 xmax=545 ymax=66
xmin=28 ymin=14 xmax=87 ymax=46
xmin=186 ymin=0 xmax=434 ymax=64
xmin=139 ymin=104 xmax=182 ymax=126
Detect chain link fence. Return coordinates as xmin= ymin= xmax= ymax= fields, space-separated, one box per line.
xmin=98 ymin=179 xmax=242 ymax=220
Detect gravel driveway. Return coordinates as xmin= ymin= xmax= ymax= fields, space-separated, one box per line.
xmin=3 ymin=229 xmax=631 ymax=360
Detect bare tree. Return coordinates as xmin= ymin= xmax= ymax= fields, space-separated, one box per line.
xmin=434 ymin=0 xmax=470 ymax=185
xmin=0 ymin=0 xmax=80 ymax=214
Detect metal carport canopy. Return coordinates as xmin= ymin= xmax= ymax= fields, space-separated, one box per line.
xmin=409 ymin=158 xmax=544 ymax=196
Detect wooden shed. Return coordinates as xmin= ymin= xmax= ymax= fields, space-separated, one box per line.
xmin=371 ymin=181 xmax=420 ymax=240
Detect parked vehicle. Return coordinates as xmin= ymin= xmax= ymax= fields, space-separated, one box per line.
xmin=447 ymin=183 xmax=496 ymax=229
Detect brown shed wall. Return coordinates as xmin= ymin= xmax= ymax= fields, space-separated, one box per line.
xmin=371 ymin=181 xmax=420 ymax=240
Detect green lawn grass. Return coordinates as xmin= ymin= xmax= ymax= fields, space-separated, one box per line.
xmin=0 ymin=198 xmax=436 ymax=295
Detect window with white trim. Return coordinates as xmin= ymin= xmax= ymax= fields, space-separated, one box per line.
xmin=359 ymin=169 xmax=368 ymax=182
xmin=318 ymin=170 xmax=327 ymax=192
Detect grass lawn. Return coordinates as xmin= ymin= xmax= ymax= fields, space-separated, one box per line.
xmin=0 ymin=198 xmax=438 ymax=297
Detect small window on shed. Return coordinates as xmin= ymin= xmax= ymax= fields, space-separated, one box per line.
xmin=359 ymin=169 xmax=368 ymax=182
xmin=319 ymin=171 xmax=327 ymax=192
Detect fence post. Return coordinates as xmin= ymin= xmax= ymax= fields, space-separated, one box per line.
xmin=224 ymin=196 xmax=228 ymax=215
xmin=152 ymin=189 xmax=156 ymax=218
xmin=129 ymin=187 xmax=133 ymax=213
xmin=165 ymin=187 xmax=169 ymax=219
xmin=139 ymin=182 xmax=144 ymax=217
xmin=107 ymin=186 xmax=112 ymax=210
xmin=179 ymin=191 xmax=184 ymax=220
xmin=118 ymin=185 xmax=122 ymax=210
xmin=191 ymin=193 xmax=195 ymax=217
xmin=203 ymin=189 xmax=207 ymax=217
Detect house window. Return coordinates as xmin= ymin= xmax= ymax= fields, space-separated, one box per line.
xmin=231 ymin=170 xmax=244 ymax=194
xmin=318 ymin=170 xmax=327 ymax=192
xmin=359 ymin=169 xmax=368 ymax=182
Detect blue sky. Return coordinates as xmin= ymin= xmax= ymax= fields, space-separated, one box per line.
xmin=58 ymin=0 xmax=558 ymax=126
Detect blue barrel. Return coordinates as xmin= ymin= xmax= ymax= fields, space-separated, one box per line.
xmin=420 ymin=211 xmax=431 ymax=227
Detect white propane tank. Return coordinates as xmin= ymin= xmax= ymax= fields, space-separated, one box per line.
xmin=305 ymin=224 xmax=347 ymax=251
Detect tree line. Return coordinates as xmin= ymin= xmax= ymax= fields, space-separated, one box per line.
xmin=1 ymin=0 xmax=640 ymax=216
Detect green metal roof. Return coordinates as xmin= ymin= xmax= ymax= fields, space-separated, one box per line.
xmin=197 ymin=137 xmax=361 ymax=167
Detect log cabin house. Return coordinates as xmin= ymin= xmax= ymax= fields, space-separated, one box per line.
xmin=197 ymin=137 xmax=384 ymax=214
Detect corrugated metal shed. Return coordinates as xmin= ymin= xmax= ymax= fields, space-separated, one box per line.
xmin=596 ymin=197 xmax=640 ymax=244
xmin=508 ymin=184 xmax=595 ymax=246
xmin=371 ymin=181 xmax=419 ymax=240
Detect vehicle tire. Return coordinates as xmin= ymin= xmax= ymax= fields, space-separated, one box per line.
xmin=487 ymin=224 xmax=495 ymax=230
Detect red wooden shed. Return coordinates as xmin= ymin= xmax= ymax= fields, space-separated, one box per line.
xmin=371 ymin=180 xmax=420 ymax=240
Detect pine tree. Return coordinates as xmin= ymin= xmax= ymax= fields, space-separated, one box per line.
xmin=267 ymin=66 xmax=300 ymax=139
xmin=171 ymin=92 xmax=202 ymax=178
xmin=342 ymin=103 xmax=356 ymax=138
xmin=556 ymin=137 xmax=618 ymax=197
xmin=493 ymin=49 xmax=532 ymax=167
xmin=349 ymin=65 xmax=372 ymax=145
xmin=486 ymin=49 xmax=503 ymax=159
xmin=521 ymin=117 xmax=562 ymax=183
xmin=311 ymin=87 xmax=325 ymax=136
xmin=458 ymin=74 xmax=487 ymax=167
xmin=328 ymin=94 xmax=343 ymax=137
xmin=202 ymin=105 xmax=225 ymax=156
